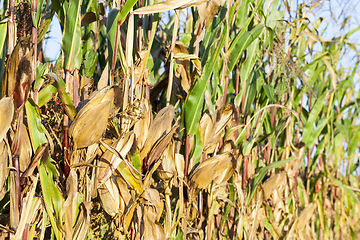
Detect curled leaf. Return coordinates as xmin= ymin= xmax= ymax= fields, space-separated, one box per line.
xmin=261 ymin=171 xmax=287 ymax=200
xmin=188 ymin=152 xmax=235 ymax=195
xmin=98 ymin=176 xmax=121 ymax=217
xmin=69 ymin=100 xmax=111 ymax=148
xmin=195 ymin=0 xmax=225 ymax=36
xmin=139 ymin=105 xmax=174 ymax=160
xmin=78 ymin=85 xmax=122 ymax=116
xmin=158 ymin=140 xmax=176 ymax=182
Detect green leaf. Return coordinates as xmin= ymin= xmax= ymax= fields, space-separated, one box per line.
xmin=331 ymin=177 xmax=360 ymax=203
xmin=118 ymin=0 xmax=138 ymax=22
xmin=51 ymin=0 xmax=68 ymax=24
xmin=34 ymin=62 xmax=49 ymax=91
xmin=39 ymin=157 xmax=64 ymax=239
xmin=35 ymin=0 xmax=44 ymax=26
xmin=302 ymin=92 xmax=327 ymax=148
xmin=107 ymin=0 xmax=138 ymax=75
xmin=45 ymin=73 xmax=77 ymax=120
xmin=38 ymin=82 xmax=58 ymax=107
xmin=117 ymin=161 xmax=143 ymax=195
xmin=191 ymin=128 xmax=203 ymax=167
xmin=183 ymin=26 xmax=226 ymax=136
xmin=25 ymin=99 xmax=48 ymax=150
xmin=62 ymin=0 xmax=82 ymax=71
xmin=305 ymin=116 xmax=329 ymax=148
xmin=26 ymin=98 xmax=64 ymax=239
xmin=0 ymin=22 xmax=7 ymax=84
xmin=235 ymin=0 xmax=250 ymax=29
xmin=107 ymin=8 xmax=121 ymax=77
xmin=264 ymin=218 xmax=279 ymax=240
xmin=130 ymin=149 xmax=142 ymax=174
xmin=228 ymin=24 xmax=264 ymax=74
xmin=83 ymin=50 xmax=97 ymax=78
xmin=263 ymin=85 xmax=275 ymax=101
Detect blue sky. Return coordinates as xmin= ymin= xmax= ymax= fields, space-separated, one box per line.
xmin=42 ymin=0 xmax=360 ymax=60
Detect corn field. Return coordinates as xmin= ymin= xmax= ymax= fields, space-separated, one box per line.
xmin=0 ymin=0 xmax=359 ymax=239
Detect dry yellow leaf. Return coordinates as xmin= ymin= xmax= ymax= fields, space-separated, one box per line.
xmin=134 ymin=99 xmax=152 ymax=150
xmin=0 ymin=140 xmax=9 ymax=196
xmin=261 ymin=171 xmax=287 ymax=200
xmin=0 ymin=97 xmax=14 ymax=142
xmin=99 ymin=131 xmax=135 ymax=183
xmin=98 ymin=176 xmax=121 ymax=217
xmin=133 ymin=0 xmax=208 ymax=15
xmin=69 ymin=100 xmax=111 ymax=149
xmin=297 ymin=201 xmax=317 ymax=230
xmin=139 ymin=105 xmax=174 ymax=160
xmin=189 ymin=152 xmax=235 ymax=196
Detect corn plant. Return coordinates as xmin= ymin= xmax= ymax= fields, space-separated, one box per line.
xmin=0 ymin=0 xmax=359 ymax=239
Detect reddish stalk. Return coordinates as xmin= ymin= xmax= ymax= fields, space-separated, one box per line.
xmin=63 ymin=120 xmax=70 ymax=176
xmin=266 ymin=136 xmax=271 ymax=165
xmin=296 ymin=92 xmax=304 ymax=145
xmin=222 ymin=76 xmax=229 ymax=107
xmin=234 ymin=67 xmax=240 ymax=139
xmin=10 ymin=111 xmax=24 ymax=216
xmin=110 ymin=21 xmax=121 ymax=85
xmin=241 ymin=78 xmax=247 ymax=115
xmin=306 ymin=150 xmax=311 ymax=192
xmin=63 ymin=71 xmax=72 ymax=177
xmin=148 ymin=14 xmax=153 ymax=43
xmin=271 ymin=106 xmax=277 ymax=127
xmin=220 ymin=0 xmax=230 ymax=108
xmin=242 ymin=155 xmax=248 ymax=190
xmin=12 ymin=156 xmax=21 ymax=212
xmin=142 ymin=155 xmax=148 ymax=174
xmin=22 ymin=224 xmax=29 ymax=240
xmin=73 ymin=69 xmax=79 ymax=107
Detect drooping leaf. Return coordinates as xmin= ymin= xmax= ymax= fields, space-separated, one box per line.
xmin=133 ymin=0 xmax=209 ymax=15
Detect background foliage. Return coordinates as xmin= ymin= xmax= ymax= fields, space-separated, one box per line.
xmin=0 ymin=0 xmax=360 ymax=239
